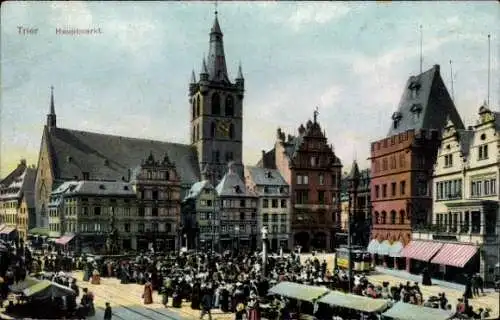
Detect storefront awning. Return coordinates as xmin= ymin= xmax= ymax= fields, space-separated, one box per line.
xmin=318 ymin=291 xmax=389 ymax=313
xmin=430 ymin=243 xmax=478 ymax=268
xmin=366 ymin=239 xmax=379 ymax=254
xmin=382 ymin=301 xmax=455 ymax=320
xmin=377 ymin=240 xmax=391 ymax=255
xmin=269 ymin=281 xmax=330 ymax=302
xmin=389 ymin=241 xmax=404 ymax=257
xmin=0 ymin=227 xmax=16 ymax=235
xmin=401 ymin=240 xmax=443 ymax=262
xmin=55 ymin=235 xmax=75 ymax=245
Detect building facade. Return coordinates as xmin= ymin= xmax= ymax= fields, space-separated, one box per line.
xmin=412 ymin=105 xmax=500 ymax=283
xmin=0 ymin=159 xmax=36 ymax=242
xmin=245 ymin=166 xmax=291 ymax=252
xmin=182 ymin=180 xmax=220 ymax=251
xmin=189 ymin=12 xmax=245 ymax=182
xmin=216 ymin=162 xmax=258 ymax=252
xmin=368 ymin=65 xmax=464 ymax=268
xmin=257 ymin=112 xmax=342 ymax=252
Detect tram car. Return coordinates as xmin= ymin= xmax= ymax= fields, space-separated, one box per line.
xmin=335 ymin=246 xmax=372 ymax=273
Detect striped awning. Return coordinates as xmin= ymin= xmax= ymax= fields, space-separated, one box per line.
xmin=389 ymin=241 xmax=404 ymax=257
xmin=377 ymin=240 xmax=391 ymax=255
xmin=366 ymin=239 xmax=379 ymax=254
xmin=0 ymin=227 xmax=16 ymax=235
xmin=55 ymin=235 xmax=75 ymax=245
xmin=430 ymin=243 xmax=478 ymax=268
xmin=401 ymin=240 xmax=443 ymax=262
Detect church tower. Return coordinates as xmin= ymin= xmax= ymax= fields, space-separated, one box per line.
xmin=189 ymin=11 xmax=245 ymax=183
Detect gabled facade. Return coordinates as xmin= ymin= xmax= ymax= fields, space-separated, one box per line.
xmin=245 ymin=166 xmax=291 ymax=252
xmin=257 ymin=111 xmax=342 ymax=252
xmin=368 ymin=65 xmax=464 ymax=269
xmin=189 ymin=12 xmax=245 ymax=183
xmin=182 ymin=180 xmax=220 ymax=251
xmin=0 ymin=159 xmax=36 ymax=241
xmin=413 ymin=104 xmax=500 ymax=283
xmin=216 ymin=162 xmax=258 ymax=252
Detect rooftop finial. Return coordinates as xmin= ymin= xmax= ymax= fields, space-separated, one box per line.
xmin=215 ymin=0 xmax=218 ymax=16
xmin=50 ymin=86 xmax=55 ymax=114
xmin=47 ymin=85 xmax=57 ymax=130
xmin=313 ymin=106 xmax=319 ymax=123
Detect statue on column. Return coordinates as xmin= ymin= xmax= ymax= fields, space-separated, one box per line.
xmin=106 ymin=208 xmax=119 ymax=254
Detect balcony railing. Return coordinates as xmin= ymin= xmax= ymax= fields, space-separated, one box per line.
xmin=412 ymin=223 xmax=481 ymax=234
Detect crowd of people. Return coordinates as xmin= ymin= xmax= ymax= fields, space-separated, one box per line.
xmin=0 ymin=239 xmax=495 ymax=319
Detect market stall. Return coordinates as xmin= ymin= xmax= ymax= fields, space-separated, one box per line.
xmin=22 ymin=280 xmax=75 ymax=299
xmin=381 ymin=301 xmax=455 ymax=320
xmin=268 ymin=281 xmax=330 ymax=302
xmin=318 ymin=291 xmax=389 ymax=313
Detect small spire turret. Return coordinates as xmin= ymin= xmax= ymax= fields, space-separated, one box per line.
xmin=47 ymin=86 xmax=57 ymax=131
xmin=200 ymin=57 xmax=209 ymax=81
xmin=191 ymin=69 xmax=196 ymax=84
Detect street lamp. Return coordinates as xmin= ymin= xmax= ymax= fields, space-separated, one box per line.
xmin=261 ymin=226 xmax=269 ymax=276
xmin=234 ymin=225 xmax=240 ymax=253
xmin=183 ymin=233 xmax=187 ymax=249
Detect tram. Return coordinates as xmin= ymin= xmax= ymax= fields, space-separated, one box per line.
xmin=335 ymin=246 xmax=372 ymax=273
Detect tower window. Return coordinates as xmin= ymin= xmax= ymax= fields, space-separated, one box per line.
xmin=211 ymin=93 xmax=220 ymax=115
xmin=211 ymin=122 xmax=216 ymax=138
xmin=225 ymin=95 xmax=234 ymax=116
xmin=229 ymin=123 xmax=234 ymax=139
xmin=196 ymin=96 xmax=201 ymax=117
xmin=192 ymin=100 xmax=196 ymax=119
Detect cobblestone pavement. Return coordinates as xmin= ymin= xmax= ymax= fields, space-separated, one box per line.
xmin=73 ymin=271 xmax=233 ymax=320
xmin=366 ymin=272 xmax=500 ymax=319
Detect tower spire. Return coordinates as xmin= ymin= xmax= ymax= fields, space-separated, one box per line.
xmin=191 ymin=69 xmax=196 ymax=84
xmin=207 ymin=7 xmax=228 ymax=82
xmin=47 ymin=86 xmax=57 ymax=131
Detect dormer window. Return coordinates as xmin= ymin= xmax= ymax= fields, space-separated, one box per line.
xmin=266 ymin=171 xmax=273 ymax=179
xmin=410 ymin=104 xmax=423 ymax=121
xmin=99 ymin=184 xmax=106 ymax=190
xmin=392 ymin=112 xmax=402 ymax=129
xmin=264 ymin=186 xmax=269 ymax=193
xmin=234 ymin=185 xmax=242 ymax=194
xmin=409 ymin=81 xmax=421 ymax=99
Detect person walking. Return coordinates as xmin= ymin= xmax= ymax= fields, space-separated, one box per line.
xmin=200 ymin=288 xmax=213 ymax=320
xmin=104 ymin=302 xmax=112 ymax=320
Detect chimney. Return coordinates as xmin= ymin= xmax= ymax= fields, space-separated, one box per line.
xmin=434 ymin=64 xmax=440 ymax=73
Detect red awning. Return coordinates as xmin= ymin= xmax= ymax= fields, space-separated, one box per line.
xmin=401 ymin=240 xmax=443 ymax=262
xmin=431 ymin=243 xmax=478 ymax=268
xmin=55 ymin=235 xmax=75 ymax=245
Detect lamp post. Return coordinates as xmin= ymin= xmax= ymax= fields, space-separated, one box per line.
xmin=183 ymin=233 xmax=187 ymax=250
xmin=234 ymin=225 xmax=240 ymax=254
xmin=261 ymin=226 xmax=269 ymax=276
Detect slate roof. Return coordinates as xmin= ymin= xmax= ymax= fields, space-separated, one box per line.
xmin=0 ymin=161 xmax=27 ymax=189
xmin=45 ymin=127 xmax=200 ymax=186
xmin=184 ymin=180 xmax=214 ymax=201
xmin=388 ymin=65 xmax=464 ymax=136
xmin=52 ymin=180 xmax=136 ymax=197
xmin=246 ymin=166 xmax=288 ymax=186
xmin=256 ymin=148 xmax=276 ymax=169
xmin=216 ymin=169 xmax=252 ymax=197
xmin=0 ymin=166 xmax=36 ymax=203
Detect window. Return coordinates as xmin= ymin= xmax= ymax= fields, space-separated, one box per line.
xmin=319 ymin=174 xmax=324 ymax=185
xmin=124 ymin=223 xmax=130 ymax=232
xmin=318 ymin=191 xmax=325 ymax=204
xmin=240 ymin=200 xmax=245 ymax=207
xmin=296 ymin=175 xmax=303 ymax=185
xmin=310 ymin=157 xmax=319 ymax=167
xmin=373 ymin=212 xmax=379 ymax=224
xmin=210 ymin=122 xmax=216 ymax=138
xmin=382 ymin=184 xmax=387 ymax=198
xmin=94 ymin=207 xmax=101 ymax=216
xmin=263 ymin=213 xmax=269 ymax=222
xmin=82 ymin=207 xmax=88 ymax=215
xmin=82 ymin=172 xmax=90 ymax=180
xmin=478 ymin=145 xmax=489 ymax=160
xmin=390 ymin=156 xmax=396 ymax=169
xmin=211 ymin=93 xmax=220 ymax=115
xmin=375 ymin=185 xmax=380 ymax=198
xmin=398 ymin=180 xmax=405 ymax=195
xmin=226 ymin=151 xmax=234 ymax=162
xmin=152 ymin=207 xmax=158 ymax=217
xmin=240 ymin=212 xmax=245 ymax=220
xmin=272 ymin=199 xmax=278 ymax=208
xmin=152 ymin=190 xmax=158 ymax=200
xmin=138 ymin=223 xmax=145 ymax=233
xmin=399 ymin=210 xmax=405 ymax=224
xmin=280 ymin=199 xmax=287 ymax=208
xmin=391 ymin=182 xmax=396 ymax=196
xmin=196 ymin=96 xmax=200 ymax=117
xmin=138 ymin=207 xmax=145 ymax=217
xmin=296 ymin=191 xmax=308 ymax=204
xmin=381 ymin=211 xmax=387 ymax=224
xmin=263 ymin=199 xmax=269 ymax=208
xmin=225 ymin=95 xmax=234 ymax=116
xmin=212 ymin=150 xmax=220 ymax=163
xmin=444 ymin=154 xmax=453 ymax=168
xmin=303 ymin=175 xmax=309 ymax=184
xmin=229 ymin=124 xmax=234 ymax=139
xmin=382 ymin=158 xmax=388 ymax=170
xmin=390 ymin=210 xmax=396 ymax=224
xmin=416 ymin=180 xmax=427 ymax=196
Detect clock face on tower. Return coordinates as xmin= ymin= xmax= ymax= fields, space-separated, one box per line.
xmin=216 ymin=119 xmax=231 ymax=138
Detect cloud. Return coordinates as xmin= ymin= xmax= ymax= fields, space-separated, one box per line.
xmin=288 ymin=3 xmax=351 ymax=28
xmin=320 ymin=85 xmax=343 ymax=108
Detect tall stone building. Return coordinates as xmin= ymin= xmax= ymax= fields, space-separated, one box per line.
xmin=0 ymin=159 xmax=36 ymax=241
xmin=189 ymin=12 xmax=245 ymax=183
xmin=368 ymin=65 xmax=464 ymax=268
xmin=257 ymin=111 xmax=342 ymax=252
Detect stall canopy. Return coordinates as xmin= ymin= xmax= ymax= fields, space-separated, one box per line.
xmin=381 ymin=301 xmax=455 ymax=320
xmin=318 ymin=291 xmax=389 ymax=313
xmin=55 ymin=235 xmax=75 ymax=245
xmin=367 ymin=239 xmax=380 ymax=254
xmin=401 ymin=240 xmax=443 ymax=262
xmin=0 ymin=227 xmax=16 ymax=235
xmin=10 ymin=277 xmax=41 ymax=293
xmin=29 ymin=227 xmax=50 ymax=237
xmin=430 ymin=243 xmax=478 ymax=268
xmin=23 ymin=280 xmax=75 ymax=299
xmin=268 ymin=281 xmax=330 ymax=302
xmin=389 ymin=241 xmax=403 ymax=257
xmin=377 ymin=240 xmax=391 ymax=255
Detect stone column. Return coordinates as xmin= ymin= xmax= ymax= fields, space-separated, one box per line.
xmin=456 ymin=211 xmax=462 ymax=234
xmin=468 ymin=211 xmax=473 ymax=235
xmin=446 ymin=213 xmax=450 ymax=232
xmin=480 ymin=208 xmax=485 ymax=235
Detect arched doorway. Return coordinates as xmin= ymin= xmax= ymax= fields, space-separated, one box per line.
xmin=294 ymin=232 xmax=310 ymax=252
xmin=312 ymin=232 xmax=327 ymax=251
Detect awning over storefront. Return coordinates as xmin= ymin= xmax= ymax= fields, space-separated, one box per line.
xmin=389 ymin=241 xmax=404 ymax=257
xmin=430 ymin=243 xmax=478 ymax=268
xmin=382 ymin=301 xmax=455 ymax=320
xmin=367 ymin=239 xmax=379 ymax=254
xmin=0 ymin=227 xmax=16 ymax=235
xmin=29 ymin=227 xmax=51 ymax=236
xmin=377 ymin=240 xmax=391 ymax=255
xmin=318 ymin=291 xmax=389 ymax=313
xmin=55 ymin=235 xmax=75 ymax=245
xmin=269 ymin=281 xmax=329 ymax=302
xmin=401 ymin=240 xmax=443 ymax=262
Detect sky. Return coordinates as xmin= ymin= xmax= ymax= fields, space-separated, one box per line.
xmin=1 ymin=1 xmax=499 ymax=178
